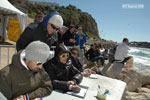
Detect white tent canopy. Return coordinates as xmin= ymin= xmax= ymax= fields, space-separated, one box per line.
xmin=0 ymin=0 xmax=27 ymax=41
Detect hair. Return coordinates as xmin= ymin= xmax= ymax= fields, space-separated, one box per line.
xmin=95 ymin=45 xmax=99 ymax=48
xmin=70 ymin=47 xmax=79 ymax=53
xmin=36 ymin=11 xmax=44 ymax=17
xmin=123 ymin=38 xmax=128 ymax=42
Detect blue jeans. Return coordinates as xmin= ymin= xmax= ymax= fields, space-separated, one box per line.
xmin=91 ymin=56 xmax=105 ymax=65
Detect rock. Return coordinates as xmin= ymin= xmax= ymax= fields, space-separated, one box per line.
xmin=137 ymin=87 xmax=150 ymax=93
xmin=122 ymin=68 xmax=142 ymax=92
xmin=138 ymin=71 xmax=150 ymax=85
xmin=105 ymin=62 xmax=124 ymax=79
xmin=122 ymin=91 xmax=150 ymax=100
xmin=142 ymin=84 xmax=150 ymax=89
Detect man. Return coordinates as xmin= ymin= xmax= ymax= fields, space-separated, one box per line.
xmin=0 ymin=41 xmax=52 ymax=100
xmin=28 ymin=12 xmax=44 ymax=28
xmin=70 ymin=47 xmax=96 ymax=77
xmin=85 ymin=44 xmax=104 ymax=66
xmin=16 ymin=11 xmax=63 ymax=52
xmin=62 ymin=25 xmax=76 ymax=46
xmin=75 ymin=27 xmax=86 ymax=64
xmin=115 ymin=38 xmax=133 ymax=64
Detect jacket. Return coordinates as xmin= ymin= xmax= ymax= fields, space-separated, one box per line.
xmin=16 ymin=11 xmax=59 ymax=52
xmin=44 ymin=44 xmax=83 ymax=92
xmin=62 ymin=29 xmax=75 ymax=46
xmin=75 ymin=33 xmax=86 ymax=49
xmin=70 ymin=56 xmax=83 ymax=72
xmin=85 ymin=48 xmax=97 ymax=60
xmin=0 ymin=52 xmax=52 ymax=100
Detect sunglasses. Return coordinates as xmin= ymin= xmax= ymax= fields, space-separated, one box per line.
xmin=36 ymin=62 xmax=43 ymax=66
xmin=37 ymin=16 xmax=43 ymax=18
xmin=51 ymin=24 xmax=60 ymax=31
xmin=60 ymin=53 xmax=69 ymax=58
xmin=72 ymin=52 xmax=78 ymax=55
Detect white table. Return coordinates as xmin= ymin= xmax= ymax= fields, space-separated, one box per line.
xmin=43 ymin=75 xmax=126 ymax=100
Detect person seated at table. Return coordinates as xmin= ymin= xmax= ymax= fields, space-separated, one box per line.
xmin=0 ymin=41 xmax=52 ymax=100
xmin=70 ymin=47 xmax=96 ymax=77
xmin=44 ymin=44 xmax=83 ymax=92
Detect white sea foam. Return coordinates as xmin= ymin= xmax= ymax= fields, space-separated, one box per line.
xmin=129 ymin=47 xmax=150 ymax=70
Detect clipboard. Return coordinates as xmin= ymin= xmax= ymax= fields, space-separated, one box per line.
xmin=67 ymin=85 xmax=89 ymax=98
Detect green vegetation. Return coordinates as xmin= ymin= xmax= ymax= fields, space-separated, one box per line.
xmin=9 ymin=0 xmax=100 ymax=39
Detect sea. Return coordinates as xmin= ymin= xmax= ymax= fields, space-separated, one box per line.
xmin=129 ymin=47 xmax=150 ymax=71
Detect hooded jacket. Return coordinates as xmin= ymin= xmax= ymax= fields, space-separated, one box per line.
xmin=16 ymin=11 xmax=59 ymax=52
xmin=44 ymin=44 xmax=83 ymax=92
xmin=0 ymin=52 xmax=52 ymax=100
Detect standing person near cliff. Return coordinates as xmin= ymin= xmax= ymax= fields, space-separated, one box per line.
xmin=62 ymin=25 xmax=76 ymax=46
xmin=16 ymin=11 xmax=63 ymax=52
xmin=75 ymin=27 xmax=87 ymax=64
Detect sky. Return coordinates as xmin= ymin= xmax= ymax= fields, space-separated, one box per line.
xmin=32 ymin=0 xmax=150 ymax=42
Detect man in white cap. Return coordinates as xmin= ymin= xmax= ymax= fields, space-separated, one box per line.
xmin=0 ymin=41 xmax=52 ymax=100
xmin=16 ymin=11 xmax=63 ymax=52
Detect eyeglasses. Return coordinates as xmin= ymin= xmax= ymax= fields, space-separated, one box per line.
xmin=72 ymin=52 xmax=78 ymax=55
xmin=36 ymin=62 xmax=43 ymax=66
xmin=60 ymin=53 xmax=69 ymax=58
xmin=51 ymin=24 xmax=60 ymax=31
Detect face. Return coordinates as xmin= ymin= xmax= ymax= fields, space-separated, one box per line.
xmin=95 ymin=47 xmax=99 ymax=50
xmin=36 ymin=14 xmax=43 ymax=23
xmin=125 ymin=40 xmax=129 ymax=45
xmin=59 ymin=53 xmax=69 ymax=64
xmin=70 ymin=28 xmax=75 ymax=33
xmin=26 ymin=61 xmax=43 ymax=72
xmin=71 ymin=50 xmax=79 ymax=59
xmin=47 ymin=23 xmax=60 ymax=34
xmin=78 ymin=29 xmax=82 ymax=34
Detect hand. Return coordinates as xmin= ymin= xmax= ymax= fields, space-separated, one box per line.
xmin=129 ymin=56 xmax=133 ymax=58
xmin=73 ymin=39 xmax=76 ymax=43
xmin=69 ymin=39 xmax=73 ymax=42
xmin=68 ymin=81 xmax=75 ymax=85
xmin=71 ymin=85 xmax=81 ymax=92
xmin=91 ymin=71 xmax=96 ymax=74
xmin=80 ymin=36 xmax=83 ymax=39
xmin=82 ymin=73 xmax=91 ymax=77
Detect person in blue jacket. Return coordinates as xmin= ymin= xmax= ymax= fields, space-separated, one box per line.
xmin=16 ymin=11 xmax=63 ymax=52
xmin=75 ymin=26 xmax=86 ymax=64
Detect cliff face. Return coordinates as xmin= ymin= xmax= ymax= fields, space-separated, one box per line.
xmin=26 ymin=3 xmax=100 ymax=39
xmin=56 ymin=5 xmax=99 ymax=38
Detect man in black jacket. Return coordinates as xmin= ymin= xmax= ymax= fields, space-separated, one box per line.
xmin=16 ymin=11 xmax=63 ymax=52
xmin=43 ymin=44 xmax=83 ymax=92
xmin=62 ymin=25 xmax=76 ymax=46
xmin=85 ymin=44 xmax=104 ymax=66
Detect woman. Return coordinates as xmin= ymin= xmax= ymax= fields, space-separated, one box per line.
xmin=44 ymin=44 xmax=83 ymax=92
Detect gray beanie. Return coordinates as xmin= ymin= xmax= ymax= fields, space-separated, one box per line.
xmin=25 ymin=41 xmax=50 ymax=63
xmin=48 ymin=15 xmax=63 ymax=28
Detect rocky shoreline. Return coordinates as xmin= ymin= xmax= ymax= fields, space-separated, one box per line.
xmin=130 ymin=42 xmax=150 ymax=49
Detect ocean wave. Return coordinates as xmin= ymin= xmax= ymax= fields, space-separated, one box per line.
xmin=129 ymin=47 xmax=150 ymax=70
xmin=129 ymin=47 xmax=150 ymax=58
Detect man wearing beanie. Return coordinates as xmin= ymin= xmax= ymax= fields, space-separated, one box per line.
xmin=0 ymin=41 xmax=53 ymax=100
xmin=16 ymin=11 xmax=63 ymax=52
